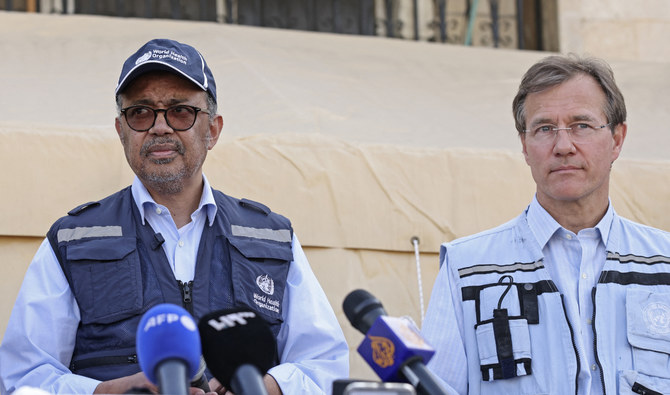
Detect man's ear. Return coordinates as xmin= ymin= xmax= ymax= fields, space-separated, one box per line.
xmin=207 ymin=114 xmax=224 ymax=150
xmin=520 ymin=134 xmax=530 ymax=164
xmin=610 ymin=122 xmax=627 ymax=162
xmin=115 ymin=117 xmax=124 ymax=141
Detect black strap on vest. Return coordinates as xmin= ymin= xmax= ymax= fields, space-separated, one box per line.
xmin=632 ymin=382 xmax=663 ymax=395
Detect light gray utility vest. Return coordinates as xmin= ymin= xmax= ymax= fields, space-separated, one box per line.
xmin=443 ymin=211 xmax=670 ymax=395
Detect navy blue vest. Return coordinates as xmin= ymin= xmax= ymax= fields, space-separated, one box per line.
xmin=47 ymin=187 xmax=293 ymax=381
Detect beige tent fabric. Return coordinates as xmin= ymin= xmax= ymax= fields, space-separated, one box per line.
xmin=1 ymin=11 xmax=670 ymax=381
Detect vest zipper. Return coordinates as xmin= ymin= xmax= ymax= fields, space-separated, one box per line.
xmin=592 ymin=287 xmax=606 ymax=394
xmin=560 ymin=295 xmax=580 ymax=395
xmin=179 ymin=280 xmax=194 ymax=316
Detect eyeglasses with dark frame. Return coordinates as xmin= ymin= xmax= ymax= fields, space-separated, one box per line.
xmin=522 ymin=122 xmax=612 ymax=144
xmin=120 ymin=105 xmax=210 ymax=132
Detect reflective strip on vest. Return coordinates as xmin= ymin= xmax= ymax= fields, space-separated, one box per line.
xmin=607 ymin=251 xmax=670 ymax=265
xmin=458 ymin=260 xmax=544 ymax=278
xmin=231 ymin=225 xmax=291 ymax=243
xmin=57 ymin=226 xmax=123 ymax=243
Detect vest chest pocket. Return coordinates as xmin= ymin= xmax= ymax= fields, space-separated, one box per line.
xmin=621 ymin=288 xmax=670 ymax=393
xmin=464 ymin=276 xmax=550 ymax=394
xmin=65 ymin=237 xmax=143 ymax=325
xmin=227 ymin=236 xmax=292 ymax=327
xmin=474 ymin=278 xmax=533 ymax=382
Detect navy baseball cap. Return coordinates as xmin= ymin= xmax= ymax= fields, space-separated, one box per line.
xmin=116 ymin=38 xmax=217 ymax=103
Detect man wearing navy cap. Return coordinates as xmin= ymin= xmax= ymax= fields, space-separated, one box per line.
xmin=0 ymin=39 xmax=349 ymax=395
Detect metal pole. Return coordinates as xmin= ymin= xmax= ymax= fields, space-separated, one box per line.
xmin=360 ymin=0 xmax=373 ymax=35
xmin=170 ymin=0 xmax=181 ymax=19
xmin=144 ymin=0 xmax=153 ymax=18
xmin=199 ymin=0 xmax=207 ymax=20
xmin=439 ymin=0 xmax=447 ymax=43
xmin=412 ymin=0 xmax=418 ymax=40
xmin=464 ymin=0 xmax=479 ymax=45
xmin=115 ymin=0 xmax=124 ymax=17
xmin=333 ymin=0 xmax=341 ymax=33
xmin=490 ymin=0 xmax=499 ymax=47
xmin=385 ymin=0 xmax=393 ymax=37
xmin=535 ymin=0 xmax=543 ymax=50
xmin=516 ymin=0 xmax=524 ymax=49
xmin=222 ymin=0 xmax=232 ymax=23
xmin=257 ymin=0 xmax=263 ymax=26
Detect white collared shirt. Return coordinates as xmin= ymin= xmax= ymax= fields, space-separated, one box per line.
xmin=131 ymin=176 xmax=217 ymax=282
xmin=526 ymin=197 xmax=613 ymax=395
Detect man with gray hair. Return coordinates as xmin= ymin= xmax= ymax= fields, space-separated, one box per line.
xmin=422 ymin=54 xmax=670 ymax=394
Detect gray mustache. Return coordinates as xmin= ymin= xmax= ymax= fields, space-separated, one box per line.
xmin=141 ymin=137 xmax=186 ymax=156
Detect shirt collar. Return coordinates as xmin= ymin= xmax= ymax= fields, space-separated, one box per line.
xmin=526 ymin=195 xmax=614 ymax=248
xmin=131 ymin=174 xmax=217 ymax=226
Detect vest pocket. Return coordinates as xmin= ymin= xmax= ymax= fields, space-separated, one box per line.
xmin=66 ymin=237 xmax=143 ymax=324
xmin=624 ymin=288 xmax=670 ymax=393
xmin=470 ymin=279 xmax=550 ymax=394
xmin=618 ymin=370 xmax=670 ymax=395
xmin=70 ymin=346 xmax=139 ymax=381
xmin=227 ymin=236 xmax=292 ymax=326
xmin=475 ymin=317 xmax=532 ymax=381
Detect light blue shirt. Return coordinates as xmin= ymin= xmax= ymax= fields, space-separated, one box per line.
xmin=422 ymin=196 xmax=612 ymax=395
xmin=0 ymin=175 xmax=349 ymax=395
xmin=526 ymin=197 xmax=612 ymax=395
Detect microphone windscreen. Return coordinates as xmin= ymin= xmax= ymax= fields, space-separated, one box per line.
xmin=136 ymin=303 xmax=201 ymax=385
xmin=198 ymin=308 xmax=277 ymax=389
xmin=357 ymin=316 xmax=435 ymax=382
xmin=343 ymin=289 xmax=387 ymax=334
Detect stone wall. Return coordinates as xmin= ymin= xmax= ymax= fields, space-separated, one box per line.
xmin=559 ymin=0 xmax=670 ymax=62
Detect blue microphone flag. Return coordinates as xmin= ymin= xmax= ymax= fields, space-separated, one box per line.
xmin=357 ymin=316 xmax=435 ymax=382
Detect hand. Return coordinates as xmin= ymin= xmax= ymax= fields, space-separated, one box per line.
xmin=207 ymin=377 xmax=230 ymax=395
xmin=94 ymin=371 xmax=157 ymax=394
xmin=93 ymin=371 xmax=213 ymax=395
xmin=207 ymin=375 xmax=282 ymax=395
xmin=190 ymin=387 xmax=214 ymax=395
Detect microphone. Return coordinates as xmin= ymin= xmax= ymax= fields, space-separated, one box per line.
xmin=198 ymin=308 xmax=276 ymax=395
xmin=343 ymin=289 xmax=449 ymax=395
xmin=333 ymin=379 xmax=416 ymax=394
xmin=136 ymin=303 xmax=201 ymax=395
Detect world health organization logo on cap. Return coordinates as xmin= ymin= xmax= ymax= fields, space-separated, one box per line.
xmin=135 ymin=51 xmax=152 ymax=65
xmin=115 ymin=38 xmax=217 ymax=103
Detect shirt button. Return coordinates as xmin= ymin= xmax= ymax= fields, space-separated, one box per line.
xmin=586 ymin=319 xmax=593 ymax=325
xmin=582 ymin=273 xmax=588 ymax=279
xmin=566 ymin=234 xmax=573 ymax=240
xmin=178 ymin=240 xmax=184 ymax=247
xmin=591 ymin=364 xmax=597 ymax=371
xmin=155 ymin=208 xmax=162 ymax=214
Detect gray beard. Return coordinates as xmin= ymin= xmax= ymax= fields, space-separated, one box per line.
xmin=141 ymin=168 xmax=187 ymax=195
xmin=136 ymin=137 xmax=188 ymax=194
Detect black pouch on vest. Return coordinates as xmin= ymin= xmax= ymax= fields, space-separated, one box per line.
xmin=474 ymin=277 xmax=533 ymax=381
